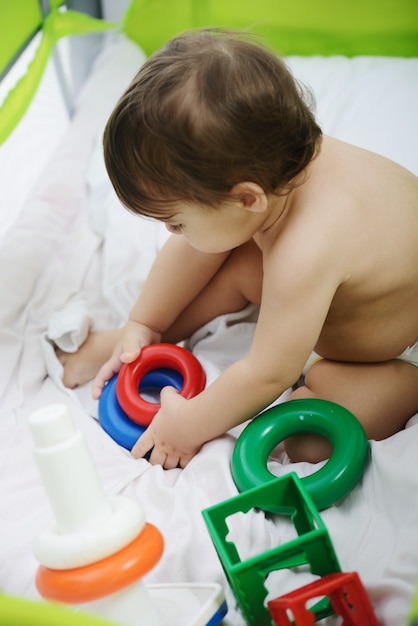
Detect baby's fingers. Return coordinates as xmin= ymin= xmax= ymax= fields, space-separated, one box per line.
xmin=92 ymin=357 xmax=121 ymax=399
xmin=120 ymin=348 xmax=141 ymax=364
xmin=131 ymin=429 xmax=155 ymax=460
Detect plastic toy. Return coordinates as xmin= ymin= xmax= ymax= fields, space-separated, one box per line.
xmin=202 ymin=472 xmax=342 ymax=626
xmin=268 ymin=571 xmax=380 ymax=625
xmin=116 ymin=343 xmax=206 ymax=426
xmin=99 ymin=369 xmax=183 ymax=450
xmin=98 ymin=344 xmax=206 ymax=450
xmin=30 ymin=404 xmax=162 ymax=626
xmin=99 ymin=344 xmax=205 ymax=450
xmin=231 ymin=398 xmax=369 ymax=511
xmin=29 ymin=404 xmax=227 ymax=626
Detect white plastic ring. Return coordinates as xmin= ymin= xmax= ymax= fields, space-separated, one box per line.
xmin=34 ymin=495 xmax=146 ymax=569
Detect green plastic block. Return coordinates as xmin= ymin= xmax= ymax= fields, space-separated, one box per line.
xmin=202 ymin=472 xmax=341 ymax=626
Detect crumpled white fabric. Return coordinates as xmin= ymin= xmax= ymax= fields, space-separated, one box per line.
xmin=47 ymin=298 xmax=93 ymax=352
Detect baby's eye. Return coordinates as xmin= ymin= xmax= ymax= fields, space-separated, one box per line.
xmin=167 ymin=223 xmax=184 ymax=234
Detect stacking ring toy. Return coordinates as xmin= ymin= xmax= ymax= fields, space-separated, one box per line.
xmin=116 ymin=343 xmax=206 ymax=426
xmin=231 ymin=399 xmax=369 ymax=511
xmin=36 ymin=523 xmax=164 ymax=603
xmin=140 ymin=368 xmax=184 ymax=398
xmin=98 ymin=368 xmax=183 ymax=450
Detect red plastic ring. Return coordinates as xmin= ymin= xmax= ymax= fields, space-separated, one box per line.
xmin=116 ymin=344 xmax=206 ymax=426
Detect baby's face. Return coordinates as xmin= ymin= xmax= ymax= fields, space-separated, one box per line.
xmin=160 ymin=200 xmax=262 ymax=253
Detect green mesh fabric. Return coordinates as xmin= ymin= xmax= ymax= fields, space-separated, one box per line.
xmin=0 ymin=6 xmax=115 ymax=144
xmin=122 ymin=0 xmax=418 ymax=57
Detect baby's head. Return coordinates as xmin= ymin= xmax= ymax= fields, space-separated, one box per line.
xmin=104 ymin=28 xmax=322 ymax=218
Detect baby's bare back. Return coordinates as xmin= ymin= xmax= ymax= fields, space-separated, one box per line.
xmin=298 ymin=137 xmax=418 ymax=362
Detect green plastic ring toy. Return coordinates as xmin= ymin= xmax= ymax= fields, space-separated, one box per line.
xmin=231 ymin=399 xmax=369 ymax=511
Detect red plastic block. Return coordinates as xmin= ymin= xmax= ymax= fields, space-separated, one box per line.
xmin=268 ymin=571 xmax=380 ymax=626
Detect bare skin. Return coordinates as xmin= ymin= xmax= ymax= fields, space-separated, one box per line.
xmin=58 ymin=136 xmax=418 ymax=467
xmin=56 ymin=330 xmax=121 ymax=390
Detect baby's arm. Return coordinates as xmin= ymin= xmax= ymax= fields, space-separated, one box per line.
xmin=132 ymin=238 xmax=343 ymax=467
xmin=92 ymin=234 xmax=229 ymax=398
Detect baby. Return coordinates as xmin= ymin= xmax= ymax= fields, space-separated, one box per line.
xmin=58 ymin=29 xmax=418 ymax=469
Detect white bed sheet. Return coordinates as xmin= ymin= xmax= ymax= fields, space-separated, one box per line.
xmin=1 ymin=33 xmax=418 ymax=626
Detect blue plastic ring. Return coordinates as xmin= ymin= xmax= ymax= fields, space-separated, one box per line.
xmin=98 ymin=368 xmax=183 ymax=450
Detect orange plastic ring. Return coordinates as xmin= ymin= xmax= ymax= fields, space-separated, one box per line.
xmin=36 ymin=523 xmax=164 ymax=603
xmin=116 ymin=344 xmax=206 ymax=426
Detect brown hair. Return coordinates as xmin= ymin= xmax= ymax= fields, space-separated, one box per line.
xmin=103 ymin=28 xmax=322 ymax=217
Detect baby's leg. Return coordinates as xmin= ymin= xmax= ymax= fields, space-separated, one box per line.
xmin=286 ymin=358 xmax=418 ymax=463
xmin=57 ymin=329 xmax=121 ymax=388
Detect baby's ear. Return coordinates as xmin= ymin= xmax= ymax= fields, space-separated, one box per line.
xmin=229 ymin=182 xmax=267 ymax=213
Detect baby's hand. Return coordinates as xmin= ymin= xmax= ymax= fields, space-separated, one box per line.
xmin=92 ymin=321 xmax=161 ymax=399
xmin=131 ymin=387 xmax=202 ymax=469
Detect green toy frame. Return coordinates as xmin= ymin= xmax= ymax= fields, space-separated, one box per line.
xmin=203 ymin=472 xmax=342 ymax=626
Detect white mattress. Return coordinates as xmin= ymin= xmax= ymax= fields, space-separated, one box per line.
xmin=1 ymin=32 xmax=418 ymax=625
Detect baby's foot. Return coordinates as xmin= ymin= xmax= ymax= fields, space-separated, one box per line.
xmin=56 ymin=329 xmax=121 ymax=389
